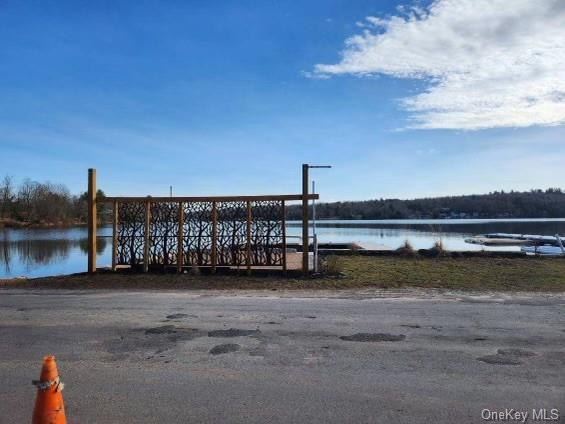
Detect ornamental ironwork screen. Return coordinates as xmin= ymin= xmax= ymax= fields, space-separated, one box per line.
xmin=108 ymin=197 xmax=290 ymax=272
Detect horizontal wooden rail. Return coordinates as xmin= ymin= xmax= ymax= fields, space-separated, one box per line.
xmin=100 ymin=194 xmax=319 ymax=203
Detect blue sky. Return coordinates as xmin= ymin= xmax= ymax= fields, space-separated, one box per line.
xmin=1 ymin=0 xmax=564 ymax=201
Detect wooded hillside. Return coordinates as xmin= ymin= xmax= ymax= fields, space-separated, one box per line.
xmin=287 ymin=189 xmax=565 ymax=220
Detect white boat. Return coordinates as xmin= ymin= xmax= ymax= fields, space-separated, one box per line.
xmin=466 ymin=233 xmax=565 ymax=256
xmin=521 ymin=245 xmax=565 ymax=256
xmin=465 ymin=236 xmax=531 ymax=246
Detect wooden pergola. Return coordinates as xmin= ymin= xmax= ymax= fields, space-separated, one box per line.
xmin=87 ymin=166 xmax=318 ymax=275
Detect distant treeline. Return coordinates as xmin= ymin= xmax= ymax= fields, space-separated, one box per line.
xmin=0 ymin=175 xmax=108 ymax=226
xmin=2 ymin=174 xmax=565 ymax=224
xmin=287 ymin=189 xmax=565 ymax=220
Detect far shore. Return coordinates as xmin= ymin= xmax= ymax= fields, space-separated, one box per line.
xmin=0 ymin=219 xmax=90 ymax=229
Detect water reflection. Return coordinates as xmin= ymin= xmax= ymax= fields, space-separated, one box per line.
xmin=0 ymin=229 xmax=108 ymax=278
xmin=3 ymin=219 xmax=565 ymax=278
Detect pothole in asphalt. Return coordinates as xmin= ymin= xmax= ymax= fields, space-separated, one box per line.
xmin=340 ymin=333 xmax=406 ymax=342
xmin=401 ymin=325 xmax=421 ymax=329
xmin=497 ymin=348 xmax=537 ymax=357
xmin=210 ymin=344 xmax=241 ymax=355
xmin=542 ymin=351 xmax=565 ymax=366
xmin=145 ymin=325 xmax=178 ymax=335
xmin=208 ymin=328 xmax=261 ymax=338
xmin=166 ymin=313 xmax=189 ymax=320
xmin=476 ymin=355 xmax=522 ymax=365
xmin=142 ymin=326 xmax=201 ymax=343
xmin=105 ymin=326 xmax=201 ymax=360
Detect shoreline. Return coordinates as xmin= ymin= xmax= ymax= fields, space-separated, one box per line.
xmin=0 ymin=219 xmax=88 ymax=229
xmin=2 ymin=255 xmax=565 ymax=292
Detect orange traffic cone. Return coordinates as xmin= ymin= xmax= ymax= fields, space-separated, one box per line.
xmin=32 ymin=356 xmax=67 ymax=424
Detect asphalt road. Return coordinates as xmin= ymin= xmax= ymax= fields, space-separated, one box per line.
xmin=0 ymin=288 xmax=563 ymax=423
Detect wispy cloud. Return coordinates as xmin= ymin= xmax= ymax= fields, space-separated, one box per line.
xmin=314 ymin=0 xmax=565 ymax=130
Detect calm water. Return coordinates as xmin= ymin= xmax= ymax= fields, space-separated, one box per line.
xmin=3 ymin=219 xmax=565 ymax=278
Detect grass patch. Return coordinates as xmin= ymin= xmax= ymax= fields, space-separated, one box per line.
xmin=2 ymin=255 xmax=565 ymax=292
xmin=332 ymin=255 xmax=565 ymax=291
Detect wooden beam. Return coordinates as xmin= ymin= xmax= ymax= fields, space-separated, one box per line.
xmin=246 ymin=200 xmax=252 ymax=274
xmin=143 ymin=200 xmax=151 ymax=273
xmin=177 ymin=201 xmax=184 ymax=273
xmin=282 ymin=200 xmax=287 ymax=273
xmin=99 ymin=194 xmax=319 ymax=203
xmin=211 ymin=201 xmax=217 ymax=274
xmin=87 ymin=168 xmax=97 ymax=273
xmin=111 ymin=200 xmax=118 ymax=271
xmin=302 ymin=164 xmax=309 ymax=275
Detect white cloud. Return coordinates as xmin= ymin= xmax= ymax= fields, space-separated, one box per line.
xmin=314 ymin=0 xmax=565 ymax=130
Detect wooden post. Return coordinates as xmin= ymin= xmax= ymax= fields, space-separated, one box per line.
xmin=143 ymin=199 xmax=151 ymax=273
xmin=211 ymin=201 xmax=217 ymax=273
xmin=87 ymin=168 xmax=97 ymax=273
xmin=282 ymin=200 xmax=287 ymax=273
xmin=112 ymin=200 xmax=118 ymax=271
xmin=246 ymin=200 xmax=252 ymax=274
xmin=177 ymin=202 xmax=184 ymax=273
xmin=302 ymin=164 xmax=309 ymax=275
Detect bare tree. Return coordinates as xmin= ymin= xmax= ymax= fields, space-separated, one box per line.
xmin=0 ymin=175 xmax=15 ymax=218
xmin=0 ymin=176 xmax=109 ymax=225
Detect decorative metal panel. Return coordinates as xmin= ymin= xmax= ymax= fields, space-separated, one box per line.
xmin=216 ymin=201 xmax=247 ymax=267
xmin=251 ymin=200 xmax=284 ymax=266
xmin=149 ymin=202 xmax=179 ymax=266
xmin=116 ymin=201 xmax=145 ymax=266
xmin=115 ymin=199 xmax=285 ymax=270
xmin=182 ymin=201 xmax=213 ymax=266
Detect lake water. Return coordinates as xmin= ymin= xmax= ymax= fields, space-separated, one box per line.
xmin=2 ymin=218 xmax=565 ymax=278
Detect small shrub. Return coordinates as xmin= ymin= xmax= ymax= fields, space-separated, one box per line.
xmin=429 ymin=239 xmax=447 ymax=257
xmin=395 ymin=240 xmax=416 ymax=257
